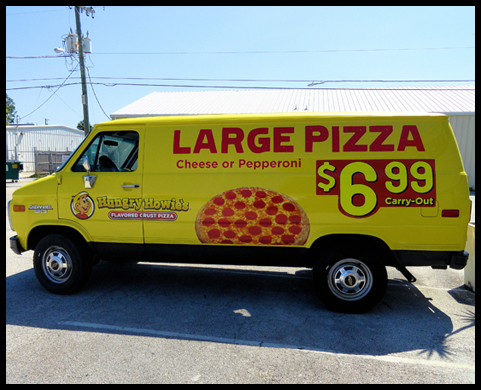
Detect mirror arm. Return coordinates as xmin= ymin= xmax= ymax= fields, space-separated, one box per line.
xmin=82 ymin=156 xmax=97 ymax=189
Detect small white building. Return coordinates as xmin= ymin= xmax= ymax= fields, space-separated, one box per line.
xmin=6 ymin=124 xmax=85 ymax=172
xmin=111 ymin=85 xmax=475 ymax=188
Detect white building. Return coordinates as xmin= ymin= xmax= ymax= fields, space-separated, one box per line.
xmin=111 ymin=85 xmax=475 ymax=188
xmin=6 ymin=124 xmax=85 ymax=172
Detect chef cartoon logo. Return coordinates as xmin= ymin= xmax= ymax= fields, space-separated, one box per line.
xmin=71 ymin=191 xmax=95 ymax=220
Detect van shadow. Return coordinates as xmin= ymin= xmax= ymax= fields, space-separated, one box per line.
xmin=5 ymin=261 xmax=469 ymax=357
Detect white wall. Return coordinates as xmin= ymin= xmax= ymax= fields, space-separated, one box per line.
xmin=448 ymin=115 xmax=475 ymax=189
xmin=6 ymin=125 xmax=85 ymax=172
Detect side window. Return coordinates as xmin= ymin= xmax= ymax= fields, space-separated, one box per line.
xmin=72 ymin=131 xmax=139 ymax=172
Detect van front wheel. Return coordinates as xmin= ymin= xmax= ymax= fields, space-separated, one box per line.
xmin=313 ymin=251 xmax=387 ymax=313
xmin=33 ymin=234 xmax=92 ymax=295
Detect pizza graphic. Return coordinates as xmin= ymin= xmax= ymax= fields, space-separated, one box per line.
xmin=195 ymin=187 xmax=310 ymax=246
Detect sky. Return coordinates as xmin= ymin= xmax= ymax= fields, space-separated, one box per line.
xmin=6 ymin=6 xmax=475 ymax=129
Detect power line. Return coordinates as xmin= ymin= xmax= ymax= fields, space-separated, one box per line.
xmin=6 ymin=7 xmax=68 ymax=16
xmin=7 ymin=81 xmax=475 ymax=92
xmin=6 ymin=46 xmax=475 ymax=59
xmin=86 ymin=67 xmax=111 ymax=120
xmin=6 ymin=55 xmax=73 ymax=59
xmin=91 ymin=46 xmax=477 ymax=55
xmin=6 ymin=76 xmax=476 ymax=84
xmin=17 ymin=66 xmax=78 ymax=120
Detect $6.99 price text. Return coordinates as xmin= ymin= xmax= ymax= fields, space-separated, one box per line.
xmin=316 ymin=159 xmax=436 ymax=218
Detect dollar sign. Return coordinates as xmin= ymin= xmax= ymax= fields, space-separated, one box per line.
xmin=317 ymin=162 xmax=336 ymax=192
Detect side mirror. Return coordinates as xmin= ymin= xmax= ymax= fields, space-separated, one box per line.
xmin=82 ymin=156 xmax=91 ymax=174
xmin=82 ymin=156 xmax=97 ymax=189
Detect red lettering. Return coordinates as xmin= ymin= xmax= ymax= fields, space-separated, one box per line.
xmin=343 ymin=126 xmax=368 ymax=152
xmin=173 ymin=130 xmax=191 ymax=154
xmin=332 ymin=126 xmax=340 ymax=152
xmin=273 ymin=127 xmax=294 ymax=153
xmin=369 ymin=125 xmax=394 ymax=152
xmin=398 ymin=125 xmax=425 ymax=151
xmin=221 ymin=127 xmax=244 ymax=153
xmin=305 ymin=125 xmax=329 ymax=152
xmin=247 ymin=128 xmax=270 ymax=153
xmin=176 ymin=159 xmax=218 ymax=169
xmin=193 ymin=129 xmax=217 ymax=154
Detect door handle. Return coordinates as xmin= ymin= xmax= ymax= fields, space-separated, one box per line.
xmin=121 ymin=184 xmax=140 ymax=188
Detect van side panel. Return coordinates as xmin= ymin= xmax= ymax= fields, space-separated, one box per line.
xmin=138 ymin=113 xmax=469 ymax=257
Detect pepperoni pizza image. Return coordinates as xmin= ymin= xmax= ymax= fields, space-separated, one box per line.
xmin=195 ymin=187 xmax=310 ymax=246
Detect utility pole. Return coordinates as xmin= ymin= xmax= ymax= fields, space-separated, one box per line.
xmin=75 ymin=6 xmax=90 ymax=135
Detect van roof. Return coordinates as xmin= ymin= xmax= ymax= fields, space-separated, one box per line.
xmin=99 ymin=112 xmax=447 ymax=128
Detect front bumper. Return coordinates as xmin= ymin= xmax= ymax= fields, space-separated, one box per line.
xmin=10 ymin=235 xmax=25 ymax=255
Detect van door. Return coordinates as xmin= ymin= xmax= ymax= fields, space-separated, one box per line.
xmin=58 ymin=129 xmax=144 ymax=245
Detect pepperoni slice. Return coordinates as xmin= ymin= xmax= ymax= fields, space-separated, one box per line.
xmin=202 ymin=217 xmax=215 ymax=227
xmin=235 ymin=201 xmax=246 ymax=209
xmin=259 ymin=236 xmax=272 ymax=244
xmin=254 ymin=200 xmax=266 ymax=209
xmin=234 ymin=220 xmax=247 ymax=228
xmin=289 ymin=215 xmax=301 ymax=224
xmin=245 ymin=211 xmax=257 ymax=220
xmin=272 ymin=195 xmax=284 ymax=203
xmin=224 ymin=230 xmax=236 ymax=239
xmin=218 ymin=218 xmax=230 ymax=227
xmin=208 ymin=229 xmax=221 ymax=239
xmin=282 ymin=235 xmax=295 ymax=244
xmin=239 ymin=235 xmax=252 ymax=243
xmin=259 ymin=218 xmax=272 ymax=227
xmin=241 ymin=190 xmax=252 ymax=198
xmin=266 ymin=206 xmax=278 ymax=215
xmin=256 ymin=191 xmax=267 ymax=198
xmin=275 ymin=214 xmax=288 ymax=224
xmin=213 ymin=197 xmax=225 ymax=206
xmin=226 ymin=191 xmax=236 ymax=200
xmin=222 ymin=208 xmax=234 ymax=217
xmin=204 ymin=208 xmax=217 ymax=215
xmin=289 ymin=226 xmax=302 ymax=235
xmin=283 ymin=203 xmax=295 ymax=211
xmin=272 ymin=226 xmax=284 ymax=235
xmin=248 ymin=226 xmax=262 ymax=235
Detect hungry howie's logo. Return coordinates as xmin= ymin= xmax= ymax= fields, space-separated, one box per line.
xmin=71 ymin=191 xmax=95 ymax=220
xmin=96 ymin=196 xmax=189 ymax=212
xmin=70 ymin=193 xmax=190 ymax=221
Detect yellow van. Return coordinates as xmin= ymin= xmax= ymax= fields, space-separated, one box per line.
xmin=8 ymin=113 xmax=471 ymax=312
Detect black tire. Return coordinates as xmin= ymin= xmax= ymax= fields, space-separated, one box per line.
xmin=33 ymin=234 xmax=93 ymax=295
xmin=313 ymin=249 xmax=387 ymax=313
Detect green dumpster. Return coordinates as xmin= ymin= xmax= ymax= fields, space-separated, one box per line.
xmin=6 ymin=161 xmax=23 ymax=182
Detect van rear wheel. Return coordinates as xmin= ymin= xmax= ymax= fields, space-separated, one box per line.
xmin=33 ymin=234 xmax=92 ymax=295
xmin=313 ymin=250 xmax=387 ymax=313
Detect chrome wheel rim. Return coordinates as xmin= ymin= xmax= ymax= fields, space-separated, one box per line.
xmin=42 ymin=246 xmax=73 ymax=284
xmin=327 ymin=258 xmax=373 ymax=301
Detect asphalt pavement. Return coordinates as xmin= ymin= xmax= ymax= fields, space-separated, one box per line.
xmin=6 ymin=175 xmax=475 ymax=383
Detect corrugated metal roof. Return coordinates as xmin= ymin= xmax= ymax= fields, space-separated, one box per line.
xmin=111 ymin=85 xmax=475 ymax=118
xmin=6 ymin=124 xmax=84 ymax=135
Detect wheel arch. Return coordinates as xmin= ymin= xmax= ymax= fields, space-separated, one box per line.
xmin=27 ymin=225 xmax=92 ymax=253
xmin=309 ymin=233 xmax=397 ymax=268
